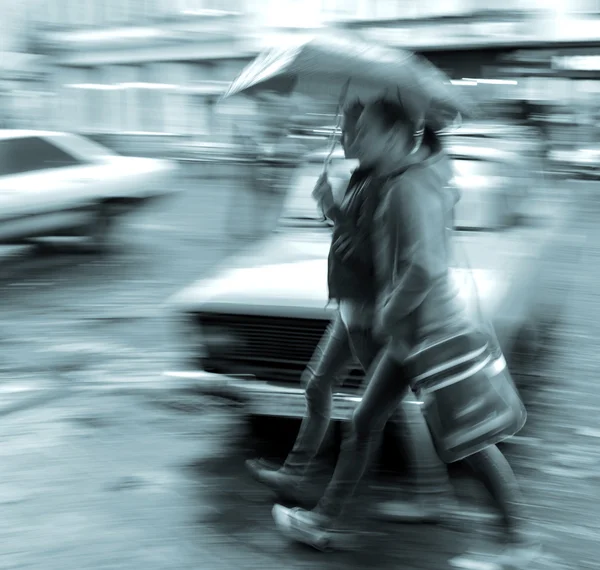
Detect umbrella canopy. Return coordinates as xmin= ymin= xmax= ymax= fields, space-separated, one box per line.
xmin=222 ymin=33 xmax=475 ymax=130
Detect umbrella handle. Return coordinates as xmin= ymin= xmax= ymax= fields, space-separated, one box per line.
xmin=322 ymin=112 xmax=343 ymax=173
xmin=322 ymin=79 xmax=351 ymax=175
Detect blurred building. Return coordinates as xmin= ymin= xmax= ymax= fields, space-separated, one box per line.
xmin=30 ymin=1 xmax=255 ymax=141
xmin=0 ymin=0 xmax=48 ymax=128
xmin=23 ymin=0 xmax=600 ymax=147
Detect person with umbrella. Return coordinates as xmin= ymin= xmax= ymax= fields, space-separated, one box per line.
xmin=224 ymin=35 xmax=539 ymax=564
xmin=273 ymin=99 xmax=539 ymax=566
xmin=246 ymin=98 xmax=456 ymax=522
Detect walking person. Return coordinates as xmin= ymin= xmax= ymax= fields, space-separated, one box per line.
xmin=246 ymin=100 xmax=455 ymax=521
xmin=272 ymin=99 xmax=539 ymax=566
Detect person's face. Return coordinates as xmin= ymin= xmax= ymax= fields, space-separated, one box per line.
xmin=354 ymin=108 xmax=390 ymax=167
xmin=354 ymin=107 xmax=411 ymax=167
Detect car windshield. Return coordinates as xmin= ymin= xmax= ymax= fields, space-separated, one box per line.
xmin=0 ymin=136 xmax=83 ymax=175
xmin=47 ymin=133 xmax=117 ymax=161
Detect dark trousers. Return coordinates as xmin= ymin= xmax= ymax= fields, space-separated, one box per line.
xmin=283 ymin=314 xmax=449 ymax=493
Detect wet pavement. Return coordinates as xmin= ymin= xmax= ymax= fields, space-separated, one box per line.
xmin=0 ymin=174 xmax=599 ymax=568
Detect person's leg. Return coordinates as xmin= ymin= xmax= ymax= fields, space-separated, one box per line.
xmin=464 ymin=445 xmax=527 ymax=542
xmin=282 ymin=314 xmax=354 ymax=474
xmin=247 ymin=314 xmax=353 ymax=488
xmin=271 ymin=349 xmax=413 ymax=546
xmin=387 ymin=395 xmax=451 ymax=492
xmin=314 ymin=348 xmax=412 ymax=521
xmin=450 ymin=445 xmax=541 ymax=567
xmin=374 ymin=394 xmax=456 ymax=523
xmin=347 ymin=328 xmax=454 ymax=522
xmin=343 ymin=326 xmax=387 ymax=474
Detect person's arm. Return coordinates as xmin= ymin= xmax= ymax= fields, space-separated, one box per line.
xmin=378 ymin=180 xmax=436 ymax=331
xmin=323 ymin=203 xmax=341 ymax=223
xmin=313 ymin=173 xmax=341 ymax=223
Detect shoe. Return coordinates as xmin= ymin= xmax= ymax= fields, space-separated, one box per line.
xmin=499 ymin=535 xmax=542 ymax=569
xmin=245 ymin=457 xmax=280 ymax=475
xmin=272 ymin=504 xmax=355 ymax=552
xmin=245 ymin=459 xmax=311 ymax=507
xmin=373 ymin=491 xmax=459 ymax=524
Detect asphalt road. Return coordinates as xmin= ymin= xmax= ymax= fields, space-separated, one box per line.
xmin=0 ymin=169 xmax=250 ymax=386
xmin=0 ymin=173 xmax=599 ymax=569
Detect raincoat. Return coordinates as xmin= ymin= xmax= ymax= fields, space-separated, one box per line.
xmin=373 ymin=131 xmax=470 ymax=360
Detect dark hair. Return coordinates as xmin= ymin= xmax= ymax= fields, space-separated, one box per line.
xmin=366 ymin=98 xmax=415 ymax=132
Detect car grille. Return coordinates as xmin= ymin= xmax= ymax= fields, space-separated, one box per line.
xmin=195 ymin=312 xmax=365 ymax=389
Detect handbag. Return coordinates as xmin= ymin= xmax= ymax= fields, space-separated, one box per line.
xmin=405 ymin=330 xmax=526 ymax=464
xmin=403 ymin=240 xmax=527 ymax=464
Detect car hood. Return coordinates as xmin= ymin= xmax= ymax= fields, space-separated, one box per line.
xmin=169 ymin=229 xmax=511 ymax=321
xmin=170 ymin=231 xmax=334 ymax=319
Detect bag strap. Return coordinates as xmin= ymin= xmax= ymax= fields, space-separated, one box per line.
xmin=452 ymin=228 xmax=498 ymax=345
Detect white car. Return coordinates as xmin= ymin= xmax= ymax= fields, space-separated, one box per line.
xmin=166 ymin=145 xmax=574 ymax=421
xmin=0 ymin=130 xmax=178 ymax=249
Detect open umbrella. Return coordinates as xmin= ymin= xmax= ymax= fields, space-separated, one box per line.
xmin=222 ymin=33 xmax=475 ymax=131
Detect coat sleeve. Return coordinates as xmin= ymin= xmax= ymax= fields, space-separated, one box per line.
xmin=379 ymin=179 xmax=436 ymax=328
xmin=322 ymin=203 xmax=341 ymax=223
